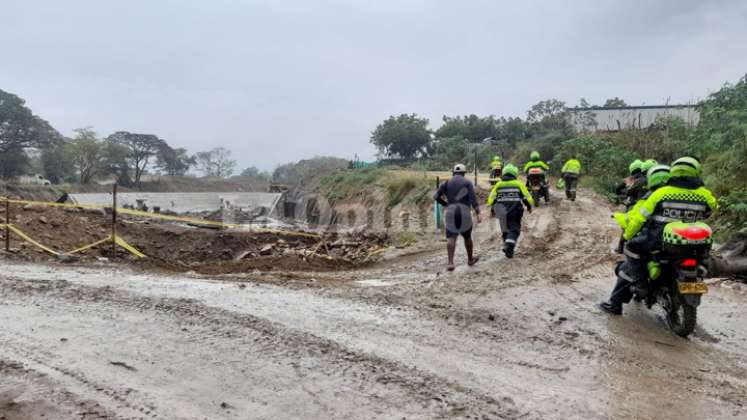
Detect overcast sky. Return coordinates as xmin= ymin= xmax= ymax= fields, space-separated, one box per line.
xmin=2 ymin=0 xmax=746 ymax=171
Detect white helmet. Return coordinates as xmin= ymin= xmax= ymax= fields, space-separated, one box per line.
xmin=453 ymin=163 xmax=467 ymax=174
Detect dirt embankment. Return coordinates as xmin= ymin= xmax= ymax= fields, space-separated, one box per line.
xmin=0 ymin=204 xmax=388 ymax=274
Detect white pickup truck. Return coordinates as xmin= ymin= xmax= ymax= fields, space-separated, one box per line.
xmin=18 ymin=174 xmax=52 ymax=185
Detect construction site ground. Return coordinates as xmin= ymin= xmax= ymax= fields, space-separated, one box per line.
xmin=1 ymin=189 xmax=746 ymax=419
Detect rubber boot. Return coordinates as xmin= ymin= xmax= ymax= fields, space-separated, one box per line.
xmin=503 ymin=241 xmax=515 ymax=259
xmin=600 ymin=277 xmax=632 ymax=315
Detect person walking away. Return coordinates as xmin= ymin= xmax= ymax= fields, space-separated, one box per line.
xmin=487 ymin=164 xmax=534 ymax=258
xmin=523 ymin=151 xmax=550 ymax=203
xmin=561 ymin=156 xmax=581 ymax=201
xmin=600 ymin=158 xmax=717 ymax=315
xmin=434 ymin=163 xmax=482 ymax=271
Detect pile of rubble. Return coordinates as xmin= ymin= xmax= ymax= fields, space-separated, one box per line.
xmin=233 ymin=231 xmax=389 ymax=264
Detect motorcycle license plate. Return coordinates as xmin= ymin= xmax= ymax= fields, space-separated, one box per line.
xmin=678 ymin=282 xmax=708 ymax=294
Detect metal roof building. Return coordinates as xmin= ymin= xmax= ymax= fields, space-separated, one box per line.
xmin=568 ymin=105 xmax=700 ymax=132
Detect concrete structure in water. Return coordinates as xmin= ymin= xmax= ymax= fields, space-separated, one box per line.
xmin=567 ymin=104 xmax=700 ymax=132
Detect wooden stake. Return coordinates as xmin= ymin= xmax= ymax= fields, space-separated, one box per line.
xmin=112 ymin=184 xmax=117 ymax=257
xmin=5 ymin=198 xmax=10 ymax=252
xmin=474 ymin=149 xmax=478 ymax=185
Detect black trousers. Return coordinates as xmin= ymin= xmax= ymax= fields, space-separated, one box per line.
xmin=563 ymin=174 xmax=578 ymax=197
xmin=494 ymin=203 xmax=524 ymax=247
xmin=609 ymin=229 xmax=657 ymax=305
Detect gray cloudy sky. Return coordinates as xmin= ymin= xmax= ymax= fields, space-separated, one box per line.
xmin=2 ymin=0 xmax=746 ymax=171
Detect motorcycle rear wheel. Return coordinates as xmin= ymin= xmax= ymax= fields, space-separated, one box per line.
xmin=664 ymin=294 xmax=697 ymax=338
xmin=532 ymin=192 xmax=541 ymax=206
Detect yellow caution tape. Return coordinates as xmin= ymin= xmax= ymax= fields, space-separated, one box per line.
xmin=68 ymin=236 xmax=113 ymax=255
xmin=4 ymin=224 xmax=60 ymax=255
xmin=2 ymin=198 xmax=320 ymax=239
xmin=113 ymin=235 xmax=146 ymax=258
xmin=67 ymin=234 xmax=145 ymax=258
xmin=1 ymin=223 xmax=145 ymax=259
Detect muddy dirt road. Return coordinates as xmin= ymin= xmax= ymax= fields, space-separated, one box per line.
xmin=1 ymin=190 xmax=746 ymax=419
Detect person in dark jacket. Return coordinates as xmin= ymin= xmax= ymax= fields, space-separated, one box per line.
xmin=434 ymin=163 xmax=482 ymax=271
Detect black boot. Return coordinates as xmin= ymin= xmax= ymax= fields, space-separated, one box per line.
xmin=599 ymin=301 xmax=622 ymax=315
xmin=600 ymin=276 xmax=633 ymax=315
xmin=503 ymin=241 xmax=515 ymax=258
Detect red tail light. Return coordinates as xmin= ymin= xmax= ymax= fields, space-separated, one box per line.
xmin=673 ymin=226 xmax=711 ymax=241
xmin=681 ymin=258 xmax=698 ymax=268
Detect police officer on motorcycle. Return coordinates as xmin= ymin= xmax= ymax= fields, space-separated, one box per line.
xmin=615 ymin=159 xmax=647 ymax=210
xmin=600 ymin=157 xmax=718 ymax=315
xmin=523 ymin=151 xmax=550 ymax=203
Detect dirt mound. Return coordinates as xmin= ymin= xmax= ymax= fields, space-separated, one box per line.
xmin=0 ymin=204 xmax=388 ymax=274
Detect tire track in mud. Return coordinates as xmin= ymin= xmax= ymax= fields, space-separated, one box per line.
xmin=0 ymin=336 xmax=152 ymax=419
xmin=305 ymin=190 xmax=747 ymax=419
xmin=0 ymin=357 xmax=121 ymax=419
xmin=0 ymin=277 xmax=530 ymax=420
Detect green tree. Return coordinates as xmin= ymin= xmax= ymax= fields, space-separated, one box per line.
xmin=603 ymin=97 xmax=628 ymax=107
xmin=495 ymin=117 xmax=530 ymax=147
xmin=102 ymin=141 xmax=133 ymax=186
xmin=528 ymin=100 xmax=569 ymax=140
xmin=696 ymin=75 xmax=747 ymax=195
xmin=371 ymin=114 xmax=431 ymax=159
xmin=194 ymin=147 xmax=237 ymax=178
xmin=527 ymin=99 xmax=570 ymax=130
xmin=0 ymin=89 xmax=62 ymax=178
xmin=41 ymin=139 xmax=74 ymax=183
xmin=156 ymin=146 xmax=194 ymax=176
xmin=435 ymin=115 xmax=499 ymax=143
xmin=431 ymin=136 xmax=469 ymax=167
xmin=64 ymin=128 xmax=104 ymax=184
xmin=0 ymin=150 xmax=30 ymax=179
xmin=241 ymin=166 xmax=270 ymax=180
xmin=574 ymin=98 xmax=598 ymax=132
xmin=106 ymin=131 xmax=164 ymax=186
